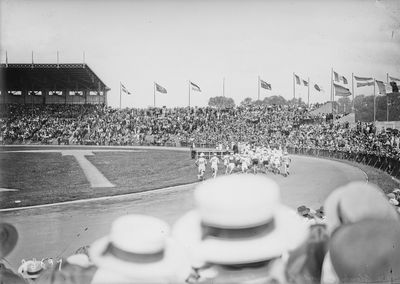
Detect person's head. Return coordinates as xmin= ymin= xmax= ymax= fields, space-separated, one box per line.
xmin=324 ymin=182 xmax=399 ymax=235
xmin=0 ymin=223 xmax=18 ymax=258
xmin=89 ymin=214 xmax=192 ymax=283
xmin=328 ymin=219 xmax=400 ymax=283
xmin=173 ymin=175 xmax=309 ymax=278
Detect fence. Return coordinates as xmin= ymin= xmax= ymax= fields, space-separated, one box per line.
xmin=286 ymin=147 xmax=400 ymax=180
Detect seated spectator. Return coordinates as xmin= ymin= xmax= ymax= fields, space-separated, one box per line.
xmin=0 ymin=223 xmax=27 ymax=284
xmin=323 ymin=182 xmax=399 ymax=235
xmin=173 ymin=175 xmax=309 ymax=283
xmin=322 ymin=220 xmax=400 ymax=284
xmin=88 ymin=214 xmax=192 ymax=283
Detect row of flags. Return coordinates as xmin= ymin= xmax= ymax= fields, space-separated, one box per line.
xmin=120 ymin=81 xmax=202 ymax=95
xmin=294 ymin=74 xmax=323 ymax=92
xmin=332 ymin=70 xmax=400 ymax=97
xmin=120 ymin=72 xmax=400 ymax=99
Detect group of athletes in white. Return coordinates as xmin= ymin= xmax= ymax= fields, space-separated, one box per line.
xmin=195 ymin=144 xmax=291 ymax=181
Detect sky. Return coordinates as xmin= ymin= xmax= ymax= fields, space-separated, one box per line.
xmin=1 ymin=0 xmax=399 ymax=108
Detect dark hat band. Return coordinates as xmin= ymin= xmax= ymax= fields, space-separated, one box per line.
xmin=104 ymin=243 xmax=165 ymax=263
xmin=27 ymin=267 xmax=43 ymax=275
xmin=201 ymin=219 xmax=275 ymax=240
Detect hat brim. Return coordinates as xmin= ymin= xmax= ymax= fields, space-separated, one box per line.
xmin=89 ymin=237 xmax=191 ymax=282
xmin=0 ymin=223 xmax=18 ymax=258
xmin=173 ymin=205 xmax=309 ymax=265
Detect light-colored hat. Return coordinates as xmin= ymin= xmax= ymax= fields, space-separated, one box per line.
xmin=200 ymin=153 xmax=205 ymax=157
xmin=328 ymin=220 xmax=400 ymax=283
xmin=89 ymin=215 xmax=192 ymax=283
xmin=324 ymin=182 xmax=399 ymax=235
xmin=173 ymin=175 xmax=309 ymax=266
xmin=18 ymin=259 xmax=44 ymax=279
xmin=0 ymin=223 xmax=18 ymax=257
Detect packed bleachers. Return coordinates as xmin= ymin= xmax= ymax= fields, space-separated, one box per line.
xmin=1 ymin=104 xmax=399 ymax=159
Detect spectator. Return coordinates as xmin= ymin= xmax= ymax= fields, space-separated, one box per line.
xmin=88 ymin=214 xmax=192 ymax=283
xmin=173 ymin=175 xmax=309 ymax=283
xmin=0 ymin=223 xmax=27 ymax=284
xmin=324 ymin=220 xmax=400 ymax=284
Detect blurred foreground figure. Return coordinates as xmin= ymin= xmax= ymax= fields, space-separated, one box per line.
xmin=325 ymin=220 xmax=400 ymax=284
xmin=173 ymin=175 xmax=309 ymax=283
xmin=323 ymin=181 xmax=399 ymax=235
xmin=0 ymin=223 xmax=27 ymax=284
xmin=321 ymin=181 xmax=400 ymax=284
xmin=89 ymin=214 xmax=192 ymax=283
xmin=38 ymin=215 xmax=192 ymax=284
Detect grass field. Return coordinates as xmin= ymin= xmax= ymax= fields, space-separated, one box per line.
xmin=0 ymin=149 xmax=198 ymax=209
xmin=1 ymin=146 xmax=396 ymax=210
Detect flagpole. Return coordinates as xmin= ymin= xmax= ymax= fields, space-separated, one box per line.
xmin=331 ymin=68 xmax=334 ymax=120
xmin=307 ymin=77 xmax=310 ymax=107
xmin=153 ymin=82 xmax=156 ymax=108
xmin=257 ymin=76 xmax=260 ymax=101
xmin=188 ymin=81 xmax=191 ymax=108
xmin=387 ymin=73 xmax=389 ymax=121
xmin=293 ymin=73 xmax=295 ymax=102
xmin=352 ymin=73 xmax=354 ymax=112
xmin=119 ymin=82 xmax=122 ymax=109
xmin=373 ymin=78 xmax=376 ymax=122
xmin=223 ymin=77 xmax=225 ymax=97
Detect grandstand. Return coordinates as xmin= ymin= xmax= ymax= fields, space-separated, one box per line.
xmin=0 ymin=63 xmax=109 ymax=106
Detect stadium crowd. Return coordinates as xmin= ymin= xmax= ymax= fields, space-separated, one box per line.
xmin=2 ymin=104 xmax=400 ymax=160
xmin=1 ymin=175 xmax=400 ymax=284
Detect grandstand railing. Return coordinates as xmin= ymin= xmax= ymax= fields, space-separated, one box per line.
xmin=286 ymin=146 xmax=400 ymax=180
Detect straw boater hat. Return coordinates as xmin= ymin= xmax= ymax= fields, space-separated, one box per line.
xmin=18 ymin=259 xmax=44 ymax=279
xmin=0 ymin=223 xmax=18 ymax=258
xmin=173 ymin=175 xmax=309 ymax=266
xmin=324 ymin=182 xmax=399 ymax=235
xmin=89 ymin=214 xmax=192 ymax=283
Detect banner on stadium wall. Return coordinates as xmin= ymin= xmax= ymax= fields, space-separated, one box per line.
xmin=9 ymin=91 xmax=22 ymax=96
xmin=49 ymin=91 xmax=63 ymax=96
xmin=29 ymin=91 xmax=42 ymax=96
xmin=69 ymin=91 xmax=83 ymax=96
xmin=89 ymin=91 xmax=104 ymax=96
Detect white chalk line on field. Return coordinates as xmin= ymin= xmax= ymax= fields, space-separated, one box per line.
xmin=0 ymin=182 xmax=198 ymax=213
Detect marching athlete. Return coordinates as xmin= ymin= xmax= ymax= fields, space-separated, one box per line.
xmin=209 ymin=153 xmax=220 ymax=178
xmin=195 ymin=153 xmax=207 ymax=180
xmin=282 ymin=151 xmax=291 ymax=177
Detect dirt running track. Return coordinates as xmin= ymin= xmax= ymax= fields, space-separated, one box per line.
xmin=1 ymin=155 xmax=366 ymax=270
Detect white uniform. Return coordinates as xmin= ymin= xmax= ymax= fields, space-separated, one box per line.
xmin=210 ymin=156 xmax=219 ymax=178
xmin=196 ymin=157 xmax=207 ymax=180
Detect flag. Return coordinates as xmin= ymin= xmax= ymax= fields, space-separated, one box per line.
xmin=390 ymin=82 xmax=399 ymax=93
xmin=155 ymin=83 xmax=167 ymax=94
xmin=333 ymin=71 xmax=348 ymax=84
xmin=120 ymin=83 xmax=131 ymax=95
xmin=354 ymin=75 xmax=373 ymax=81
xmin=357 ymin=81 xmax=375 ymax=88
xmin=314 ymin=84 xmax=322 ymax=92
xmin=294 ymin=74 xmax=301 ymax=85
xmin=302 ymin=80 xmax=308 ymax=86
xmin=333 ymin=83 xmax=351 ymax=97
xmin=375 ymin=80 xmax=386 ymax=95
xmin=190 ymin=81 xmax=201 ymax=92
xmin=334 ymin=72 xmax=339 ymax=82
xmin=389 ymin=76 xmax=400 ymax=82
xmin=260 ymin=79 xmax=272 ymax=90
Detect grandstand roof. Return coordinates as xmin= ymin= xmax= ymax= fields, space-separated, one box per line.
xmin=0 ymin=63 xmax=109 ymax=91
